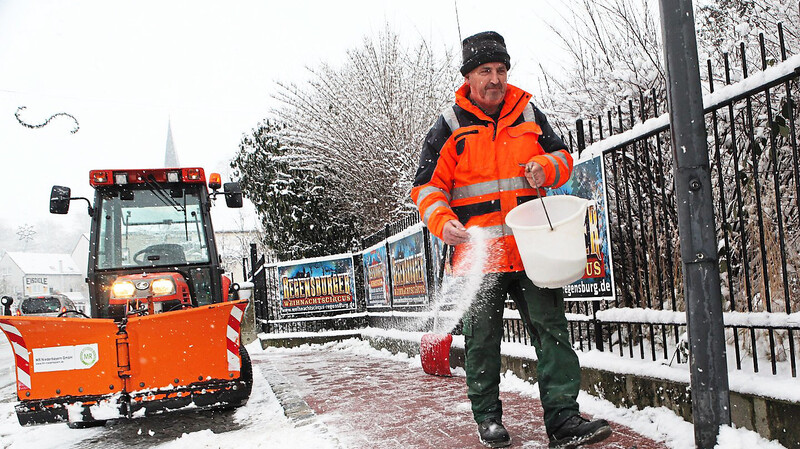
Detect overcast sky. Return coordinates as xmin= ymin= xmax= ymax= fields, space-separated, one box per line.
xmin=0 ymin=0 xmax=566 ymax=247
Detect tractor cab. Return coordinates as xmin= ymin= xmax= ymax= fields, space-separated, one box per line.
xmin=50 ymin=167 xmax=242 ymax=319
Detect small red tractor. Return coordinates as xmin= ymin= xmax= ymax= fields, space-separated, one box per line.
xmin=0 ymin=167 xmax=252 ymax=427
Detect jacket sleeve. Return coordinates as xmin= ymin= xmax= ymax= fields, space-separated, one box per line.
xmin=527 ymin=104 xmax=573 ymax=189
xmin=411 ymin=115 xmax=459 ymax=239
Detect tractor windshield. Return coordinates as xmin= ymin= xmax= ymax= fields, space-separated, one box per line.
xmin=96 ymin=184 xmax=210 ymax=270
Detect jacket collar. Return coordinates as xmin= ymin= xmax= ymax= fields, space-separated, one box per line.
xmin=455 ymin=82 xmax=532 ymax=126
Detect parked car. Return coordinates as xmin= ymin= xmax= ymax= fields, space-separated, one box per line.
xmin=18 ymin=294 xmax=76 ymax=317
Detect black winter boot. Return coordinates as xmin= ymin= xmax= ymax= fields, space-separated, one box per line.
xmin=477 ymin=418 xmax=511 ymax=448
xmin=548 ymin=415 xmax=612 ymax=449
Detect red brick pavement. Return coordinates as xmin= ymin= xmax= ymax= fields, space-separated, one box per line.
xmin=256 ymin=345 xmax=670 ymax=449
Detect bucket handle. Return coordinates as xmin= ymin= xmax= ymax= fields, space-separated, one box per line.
xmin=539 ymin=188 xmax=554 ymax=231
xmin=520 ymin=163 xmax=554 ymax=231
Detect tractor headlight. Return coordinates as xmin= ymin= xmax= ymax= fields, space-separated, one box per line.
xmin=111 ymin=280 xmax=136 ymax=298
xmin=150 ymin=278 xmax=176 ymax=296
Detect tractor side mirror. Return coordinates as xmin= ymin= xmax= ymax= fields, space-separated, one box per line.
xmin=223 ymin=182 xmax=243 ymax=208
xmin=50 ymin=185 xmax=72 ymax=214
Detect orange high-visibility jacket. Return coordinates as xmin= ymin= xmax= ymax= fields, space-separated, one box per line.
xmin=411 ymin=83 xmax=573 ymax=273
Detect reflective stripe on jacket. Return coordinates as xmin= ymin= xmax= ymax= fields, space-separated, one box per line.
xmin=411 ymin=83 xmax=573 ymax=273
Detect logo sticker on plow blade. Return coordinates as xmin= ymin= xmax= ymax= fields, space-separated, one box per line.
xmin=0 ymin=317 xmax=120 ymax=400
xmin=32 ymin=344 xmax=99 ymax=372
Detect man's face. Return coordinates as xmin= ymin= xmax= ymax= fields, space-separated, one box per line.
xmin=465 ymin=62 xmax=508 ymax=114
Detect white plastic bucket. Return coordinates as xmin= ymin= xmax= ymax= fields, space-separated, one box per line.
xmin=505 ymin=195 xmax=589 ymax=288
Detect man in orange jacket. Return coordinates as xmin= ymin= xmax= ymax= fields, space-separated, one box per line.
xmin=411 ymin=31 xmax=611 ymax=449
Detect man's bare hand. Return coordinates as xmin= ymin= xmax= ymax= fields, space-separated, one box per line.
xmin=524 ymin=161 xmax=545 ymax=188
xmin=442 ymin=220 xmax=470 ymax=246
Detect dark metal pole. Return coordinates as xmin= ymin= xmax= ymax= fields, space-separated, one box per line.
xmin=250 ymin=244 xmax=258 ymax=281
xmin=591 ymin=300 xmax=604 ymax=351
xmin=657 ymin=1 xmax=731 ymax=447
xmin=575 ymin=119 xmax=586 ymax=155
xmin=249 ymin=243 xmax=264 ymax=332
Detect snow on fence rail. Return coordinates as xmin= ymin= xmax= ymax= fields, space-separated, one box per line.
xmin=578 ymin=53 xmax=800 ymax=159
xmin=594 ymin=308 xmax=800 ymax=328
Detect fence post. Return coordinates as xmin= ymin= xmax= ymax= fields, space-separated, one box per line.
xmin=249 ymin=244 xmax=257 ymax=272
xmin=657 ymin=1 xmax=731 ymax=447
xmin=250 ymin=243 xmax=267 ymax=333
xmin=385 ymin=223 xmax=395 ymax=309
xmin=575 ymin=119 xmax=586 ymax=156
xmin=591 ymin=300 xmax=603 ymax=351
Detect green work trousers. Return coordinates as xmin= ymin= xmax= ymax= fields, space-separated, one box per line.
xmin=462 ymin=271 xmax=580 ymax=432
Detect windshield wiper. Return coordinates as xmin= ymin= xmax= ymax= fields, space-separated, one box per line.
xmin=145 ymin=175 xmax=184 ymax=212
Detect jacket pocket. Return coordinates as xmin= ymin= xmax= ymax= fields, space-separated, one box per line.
xmin=506 ymin=121 xmax=542 ymax=138
xmin=454 ymin=129 xmax=478 ymax=155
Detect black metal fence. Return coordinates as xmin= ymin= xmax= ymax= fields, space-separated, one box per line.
xmin=250 ymin=25 xmax=800 ymax=378
xmin=555 ymin=24 xmax=800 ymax=377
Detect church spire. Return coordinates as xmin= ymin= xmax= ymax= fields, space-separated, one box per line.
xmin=164 ymin=119 xmax=180 ymax=167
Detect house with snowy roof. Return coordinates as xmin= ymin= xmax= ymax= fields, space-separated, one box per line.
xmin=0 ymin=234 xmax=91 ymax=313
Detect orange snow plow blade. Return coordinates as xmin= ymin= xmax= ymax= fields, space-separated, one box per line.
xmin=0 ymin=300 xmax=250 ymax=426
xmin=124 ymin=300 xmax=250 ymax=417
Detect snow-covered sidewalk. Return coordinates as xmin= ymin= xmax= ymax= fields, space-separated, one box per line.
xmin=258 ymin=338 xmax=788 ymax=449
xmin=0 ymin=336 xmax=791 ymax=448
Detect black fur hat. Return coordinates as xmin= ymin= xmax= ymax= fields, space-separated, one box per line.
xmin=460 ymin=31 xmax=511 ymax=76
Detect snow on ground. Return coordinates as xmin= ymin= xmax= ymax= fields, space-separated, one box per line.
xmin=0 ymin=334 xmax=792 ymax=449
xmin=152 ymin=342 xmax=339 ymax=449
xmin=499 ymin=367 xmax=787 ymax=449
xmin=270 ymin=333 xmax=791 ymax=449
xmin=291 ymin=338 xmax=789 ymax=449
xmin=0 ymin=339 xmax=339 ymax=449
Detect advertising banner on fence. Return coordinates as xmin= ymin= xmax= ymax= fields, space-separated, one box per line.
xmin=276 ymin=253 xmax=357 ymax=316
xmin=388 ymin=224 xmax=429 ymax=307
xmin=552 ymin=152 xmax=616 ymax=301
xmin=362 ymin=241 xmax=391 ymax=308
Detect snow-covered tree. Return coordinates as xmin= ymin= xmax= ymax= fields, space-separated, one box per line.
xmin=535 ymin=0 xmax=799 ymax=134
xmin=535 ymin=0 xmax=665 ymax=133
xmin=697 ymin=0 xmax=800 ymax=69
xmin=267 ymin=24 xmax=458 ymax=237
xmin=231 ymin=120 xmax=360 ymax=261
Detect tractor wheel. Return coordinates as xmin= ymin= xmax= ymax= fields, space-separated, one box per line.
xmin=239 ymin=344 xmax=253 ymax=399
xmin=217 ymin=344 xmax=253 ymax=411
